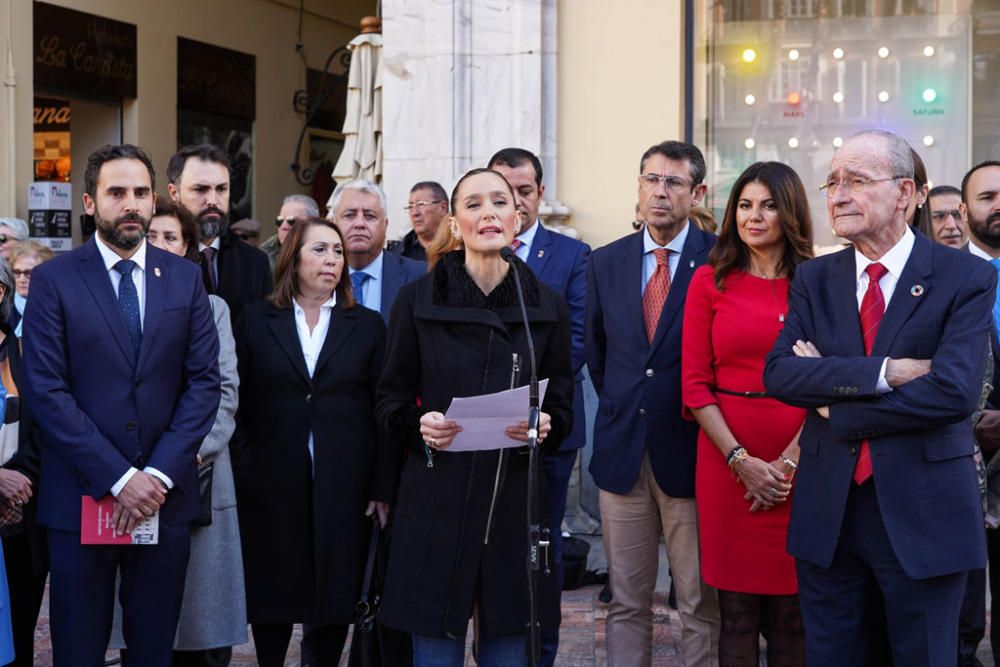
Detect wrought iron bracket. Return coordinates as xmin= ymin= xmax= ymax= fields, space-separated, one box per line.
xmin=291 ymin=45 xmax=352 ymax=185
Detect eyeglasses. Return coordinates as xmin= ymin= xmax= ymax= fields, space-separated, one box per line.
xmin=0 ymin=235 xmax=16 ymax=244
xmin=12 ymin=269 xmax=31 ymax=279
xmin=638 ymin=174 xmax=692 ymax=193
xmin=403 ymin=200 xmax=444 ymax=212
xmin=819 ymin=176 xmax=908 ymax=197
xmin=931 ymin=209 xmax=963 ymax=222
xmin=275 ymin=216 xmax=299 ymax=227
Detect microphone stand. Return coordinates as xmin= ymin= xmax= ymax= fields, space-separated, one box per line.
xmin=500 ymin=246 xmax=548 ymax=667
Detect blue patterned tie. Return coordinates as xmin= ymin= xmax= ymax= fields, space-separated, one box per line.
xmin=991 ymin=259 xmax=1000 ymax=344
xmin=114 ymin=259 xmax=142 ymax=359
xmin=351 ymin=271 xmax=369 ymax=307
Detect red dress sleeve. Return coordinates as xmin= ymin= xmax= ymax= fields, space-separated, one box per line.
xmin=681 ymin=265 xmax=719 ymax=420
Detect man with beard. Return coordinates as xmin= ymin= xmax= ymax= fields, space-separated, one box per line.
xmin=21 ymin=144 xmax=220 ymax=666
xmin=167 ymin=144 xmax=272 ymax=323
xmin=329 ymin=179 xmax=425 ymax=324
xmin=959 ymin=160 xmax=1000 ymax=667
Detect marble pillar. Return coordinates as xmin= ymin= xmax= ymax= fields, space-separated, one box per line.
xmin=381 ymin=0 xmax=567 ymax=240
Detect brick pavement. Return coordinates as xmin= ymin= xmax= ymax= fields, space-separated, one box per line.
xmin=27 ymin=580 xmax=996 ymax=665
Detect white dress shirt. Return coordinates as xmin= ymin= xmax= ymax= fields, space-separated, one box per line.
xmin=969 ymin=239 xmax=997 ymax=263
xmin=642 ymin=221 xmax=690 ymax=291
xmin=512 ymin=219 xmax=542 ymax=262
xmin=94 ymin=235 xmax=174 ymax=496
xmin=293 ymin=294 xmax=337 ymax=470
xmin=853 ymin=225 xmax=916 ymax=393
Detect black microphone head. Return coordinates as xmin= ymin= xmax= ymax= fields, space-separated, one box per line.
xmin=500 ymin=246 xmax=515 ymax=262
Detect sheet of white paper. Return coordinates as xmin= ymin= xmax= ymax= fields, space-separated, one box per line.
xmin=443 ymin=379 xmax=550 ymax=452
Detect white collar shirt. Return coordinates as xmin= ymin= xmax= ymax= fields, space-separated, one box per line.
xmin=292 ymin=294 xmax=337 ymax=468
xmin=95 ymin=233 xmax=147 ymax=327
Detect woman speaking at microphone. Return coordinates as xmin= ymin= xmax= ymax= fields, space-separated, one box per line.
xmin=376 ymin=168 xmax=574 ymax=666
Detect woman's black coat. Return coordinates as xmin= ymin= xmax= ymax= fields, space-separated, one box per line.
xmin=376 ymin=251 xmax=575 ymax=639
xmin=233 ymin=300 xmax=393 ymax=626
xmin=1 ymin=324 xmax=47 ymax=574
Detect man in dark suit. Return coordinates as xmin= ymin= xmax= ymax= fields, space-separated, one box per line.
xmin=487 ymin=147 xmax=590 ymax=666
xmin=585 ymin=140 xmax=719 ymax=666
xmin=958 ymin=161 xmax=1000 ymax=666
xmin=167 ymin=144 xmax=273 ymax=323
xmin=329 ymin=179 xmax=426 ymax=323
xmin=763 ymin=131 xmax=994 ymax=666
xmin=22 ymin=144 xmax=221 ymax=666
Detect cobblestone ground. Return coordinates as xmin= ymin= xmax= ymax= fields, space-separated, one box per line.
xmin=24 ymin=583 xmax=995 ymax=665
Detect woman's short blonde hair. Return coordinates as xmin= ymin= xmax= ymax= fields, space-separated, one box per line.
xmin=9 ymin=240 xmax=55 ymax=268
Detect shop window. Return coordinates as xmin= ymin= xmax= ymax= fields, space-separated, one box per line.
xmin=693 ymin=5 xmax=976 ymax=244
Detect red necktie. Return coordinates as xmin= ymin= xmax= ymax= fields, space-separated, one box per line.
xmin=854 ymin=262 xmax=888 ymax=484
xmin=510 ymin=239 xmax=523 ymax=252
xmin=642 ymin=248 xmax=671 ymax=343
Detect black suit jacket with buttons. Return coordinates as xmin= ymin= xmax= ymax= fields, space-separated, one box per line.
xmin=764 ymin=232 xmax=995 ymax=579
xmin=22 ymin=239 xmax=221 ymax=530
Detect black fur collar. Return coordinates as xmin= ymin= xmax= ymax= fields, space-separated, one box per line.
xmin=432 ymin=249 xmax=541 ymax=309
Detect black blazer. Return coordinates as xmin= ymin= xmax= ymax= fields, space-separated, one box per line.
xmin=233 ymin=300 xmax=392 ymax=626
xmin=204 ymin=231 xmax=273 ymax=323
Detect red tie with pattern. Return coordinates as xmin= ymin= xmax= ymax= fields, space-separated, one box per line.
xmin=854 ymin=262 xmax=888 ymax=484
xmin=642 ymin=248 xmax=671 ymax=343
xmin=510 ymin=239 xmax=523 ymax=252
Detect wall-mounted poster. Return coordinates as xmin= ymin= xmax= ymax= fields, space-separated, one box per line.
xmin=33 ymin=96 xmax=71 ymax=182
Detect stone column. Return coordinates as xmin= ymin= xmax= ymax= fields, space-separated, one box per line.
xmin=380 ymin=0 xmax=568 ymax=240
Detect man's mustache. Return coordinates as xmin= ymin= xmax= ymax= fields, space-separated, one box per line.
xmin=115 ymin=213 xmax=145 ymax=225
xmin=199 ymin=206 xmax=225 ymax=220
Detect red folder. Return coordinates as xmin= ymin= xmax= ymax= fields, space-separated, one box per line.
xmin=81 ymin=496 xmax=158 ymax=545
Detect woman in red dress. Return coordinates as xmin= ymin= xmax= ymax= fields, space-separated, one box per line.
xmin=682 ymin=161 xmax=814 ymax=666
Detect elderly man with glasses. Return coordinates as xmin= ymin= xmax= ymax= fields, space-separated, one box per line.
xmin=259 ymin=194 xmax=320 ymax=275
xmin=764 ymin=131 xmax=995 ymax=666
xmin=388 ymin=181 xmax=448 ymax=262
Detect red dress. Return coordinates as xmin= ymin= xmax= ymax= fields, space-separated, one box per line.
xmin=681 ymin=265 xmax=805 ymax=595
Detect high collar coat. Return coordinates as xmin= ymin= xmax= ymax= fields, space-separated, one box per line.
xmin=375 ymin=251 xmax=575 ymax=639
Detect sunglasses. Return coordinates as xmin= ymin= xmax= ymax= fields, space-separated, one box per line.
xmin=12 ymin=269 xmax=31 ymax=279
xmin=275 ymin=216 xmax=299 ymax=227
xmin=0 ymin=235 xmax=17 ymax=244
xmin=233 ymin=231 xmax=259 ymax=241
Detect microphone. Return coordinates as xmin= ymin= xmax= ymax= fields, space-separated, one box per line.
xmin=500 ymin=241 xmax=545 ymax=667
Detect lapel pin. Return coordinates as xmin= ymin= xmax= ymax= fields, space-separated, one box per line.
xmin=537 ymin=249 xmax=544 ymax=258
xmin=689 ymin=260 xmax=695 ymax=268
xmin=154 ymin=267 xmax=161 ymax=278
xmin=910 ymin=284 xmax=924 ymax=297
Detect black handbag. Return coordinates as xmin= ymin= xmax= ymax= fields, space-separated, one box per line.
xmin=348 ymin=515 xmax=384 ymax=667
xmin=194 ymin=462 xmax=214 ymax=527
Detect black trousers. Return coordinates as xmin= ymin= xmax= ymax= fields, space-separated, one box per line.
xmin=252 ymin=623 xmax=348 ymax=667
xmin=1 ymin=529 xmax=47 ymax=667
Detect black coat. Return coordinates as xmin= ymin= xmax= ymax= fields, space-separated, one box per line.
xmin=205 ymin=231 xmax=273 ymax=324
xmin=233 ymin=300 xmax=393 ymax=625
xmin=376 ymin=250 xmax=574 ymax=639
xmin=0 ymin=325 xmax=47 ymax=574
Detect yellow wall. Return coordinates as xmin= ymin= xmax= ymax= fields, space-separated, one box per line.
xmin=558 ymin=0 xmax=687 ymax=249
xmin=1 ymin=0 xmax=372 ymax=235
